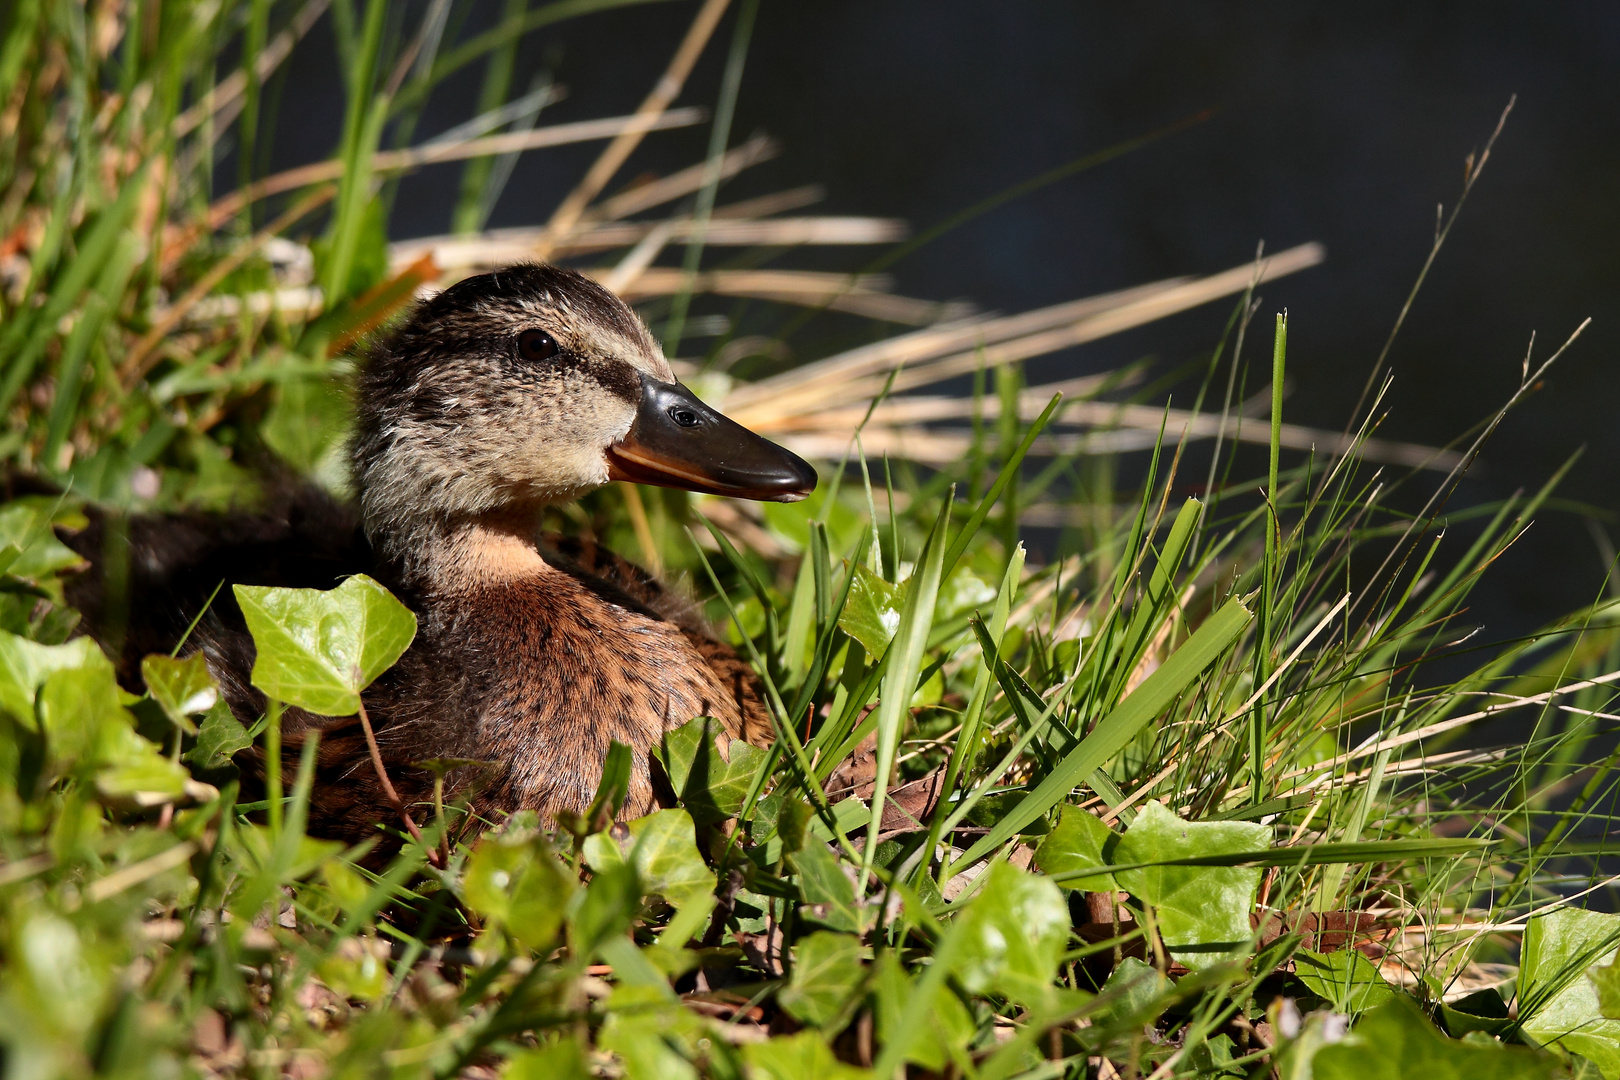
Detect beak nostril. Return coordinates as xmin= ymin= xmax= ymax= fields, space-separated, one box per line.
xmin=668 ymin=407 xmax=701 ymax=428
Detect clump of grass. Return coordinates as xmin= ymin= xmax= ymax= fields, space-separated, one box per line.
xmin=0 ymin=3 xmax=1615 ymax=1078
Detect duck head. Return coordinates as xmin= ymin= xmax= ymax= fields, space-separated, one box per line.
xmin=352 ymin=264 xmax=816 ymax=563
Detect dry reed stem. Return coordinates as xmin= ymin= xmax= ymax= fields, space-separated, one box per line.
xmin=205 ymin=109 xmax=705 ymax=228
xmin=723 ymin=281 xmax=1192 ymax=413
xmin=770 ymin=419 xmax=1454 ymax=471
xmin=393 ymin=215 xmax=906 ymax=271
xmin=123 ymin=186 xmax=336 ymax=386
xmin=588 ymin=134 xmax=779 ymax=222
xmin=608 ymin=267 xmax=955 ymax=325
xmin=172 ymin=0 xmax=331 ymax=137
xmin=535 ymin=0 xmax=733 ymax=257
xmin=730 ymin=242 xmax=1328 ymax=421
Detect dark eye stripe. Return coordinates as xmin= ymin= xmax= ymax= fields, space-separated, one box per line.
xmin=589 ymin=358 xmax=642 ymax=404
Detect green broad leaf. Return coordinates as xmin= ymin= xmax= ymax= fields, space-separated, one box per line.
xmin=1593 ymin=960 xmax=1620 ymax=1020
xmin=234 ymin=574 xmax=417 ymax=716
xmin=954 ymin=861 xmax=1070 ymax=1006
xmin=1312 ymin=997 xmax=1560 ymax=1080
xmin=658 ymin=715 xmax=767 ymax=823
xmin=1442 ymin=989 xmax=1513 ymax=1039
xmin=0 ymin=630 xmax=105 ymax=722
xmin=1296 ymin=948 xmax=1400 ymax=1014
xmin=571 ymin=860 xmax=640 ymax=957
xmin=230 ymin=825 xmax=344 ymax=883
xmin=184 ymin=699 xmax=252 ymax=771
xmin=582 ymin=808 xmax=715 ymax=961
xmin=506 ymin=1038 xmax=594 ymax=1080
xmin=261 ymin=376 xmax=353 ymax=475
xmin=838 ymin=561 xmax=901 ymax=657
xmin=871 ymin=950 xmax=975 ymax=1073
xmin=90 ymin=726 xmax=190 ymax=804
xmin=140 ymin=653 xmax=218 ymax=734
xmin=624 ymin=809 xmax=715 ymax=907
xmin=780 ymin=931 xmax=867 ymax=1028
xmin=317 ymin=940 xmax=389 ymax=1002
xmin=1093 ymin=956 xmax=1173 ymax=1030
xmin=1188 ymin=1032 xmax=1241 ymax=1077
xmin=599 ymin=1010 xmax=699 ymax=1080
xmin=35 ymin=658 xmax=129 ymax=768
xmin=954 ymin=597 xmax=1252 ymax=869
xmin=0 ymin=500 xmax=87 ymax=586
xmin=1113 ymin=801 xmax=1269 ymax=970
xmin=743 ymin=1030 xmax=873 ymax=1080
xmin=462 ymin=830 xmax=575 ymax=952
xmin=793 ymin=840 xmax=867 ymax=934
xmin=1035 ymin=804 xmax=1120 ymax=891
xmin=1519 ymin=907 xmax=1620 ymax=1075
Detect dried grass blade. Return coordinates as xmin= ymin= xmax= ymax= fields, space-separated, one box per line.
xmin=534 ymin=0 xmax=733 ymax=256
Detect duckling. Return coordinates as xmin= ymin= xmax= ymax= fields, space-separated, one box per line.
xmin=64 ymin=264 xmax=816 ymax=843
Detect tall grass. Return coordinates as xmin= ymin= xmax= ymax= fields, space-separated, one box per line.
xmin=0 ymin=3 xmax=1615 ymax=1078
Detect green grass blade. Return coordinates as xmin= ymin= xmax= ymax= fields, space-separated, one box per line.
xmin=951 ymin=597 xmax=1253 ymax=871
xmin=861 ymin=490 xmax=952 ymax=889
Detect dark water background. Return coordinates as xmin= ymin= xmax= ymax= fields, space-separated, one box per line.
xmin=266 ymin=1 xmax=1620 ymax=647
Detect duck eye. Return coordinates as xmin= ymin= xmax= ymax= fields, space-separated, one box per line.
xmin=517 ymin=329 xmax=559 ymax=361
xmin=669 ymin=406 xmax=701 ymax=428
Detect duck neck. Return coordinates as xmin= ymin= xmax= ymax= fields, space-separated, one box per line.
xmin=379 ymin=508 xmax=552 ymax=595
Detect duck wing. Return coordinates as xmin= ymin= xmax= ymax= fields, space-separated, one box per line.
xmin=59 ymin=484 xmax=369 ymax=686
xmin=538 ymin=532 xmax=772 ymax=745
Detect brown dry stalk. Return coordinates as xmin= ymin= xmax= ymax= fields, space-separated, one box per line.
xmin=204 ymin=110 xmax=704 ymax=229
xmin=728 ymin=243 xmax=1328 ymax=421
xmin=172 ymin=0 xmax=332 ymax=137
xmin=327 ymin=252 xmax=441 ymax=357
xmin=355 ymin=698 xmax=439 ymax=867
xmin=122 ymin=186 xmax=336 ymax=388
xmin=533 ymin=0 xmax=733 ymax=258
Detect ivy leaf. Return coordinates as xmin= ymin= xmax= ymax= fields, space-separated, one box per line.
xmin=954 ymin=861 xmax=1070 ymax=1006
xmin=743 ymin=1030 xmax=873 ymax=1080
xmin=627 ymin=808 xmax=715 ymax=908
xmin=462 ymin=830 xmax=575 ymax=952
xmin=1593 ymin=960 xmax=1620 ymax=1020
xmin=1312 ymin=997 xmax=1560 ymax=1080
xmin=1519 ymin=907 xmax=1620 ymax=1075
xmin=0 ymin=500 xmax=86 ymax=588
xmin=506 ymin=1038 xmax=594 ymax=1080
xmin=0 ymin=631 xmax=104 ymax=722
xmin=184 ymin=699 xmax=252 ymax=771
xmin=780 ymin=931 xmax=866 ymax=1028
xmin=1113 ymin=801 xmax=1269 ymax=969
xmin=838 ymin=562 xmax=900 ymax=656
xmin=658 ymin=715 xmax=768 ymax=824
xmin=91 ymin=724 xmax=190 ymax=804
xmin=234 ymin=574 xmax=417 ymax=716
xmin=1296 ymin=948 xmax=1399 ymax=1014
xmin=1035 ymin=803 xmax=1120 ymax=891
xmin=580 ymin=810 xmax=715 ymax=965
xmin=871 ymin=951 xmax=974 ymax=1073
xmin=261 ymin=376 xmax=352 ymax=476
xmin=572 ymin=860 xmax=640 ymax=956
xmin=1092 ymin=956 xmax=1173 ymax=1031
xmin=792 ymin=840 xmax=866 ymax=934
xmin=141 ymin=653 xmax=218 ymax=735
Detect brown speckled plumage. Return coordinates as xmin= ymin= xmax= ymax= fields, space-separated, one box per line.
xmin=65 ymin=264 xmax=791 ymax=845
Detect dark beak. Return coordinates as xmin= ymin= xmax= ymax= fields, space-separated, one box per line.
xmin=606 ymin=376 xmax=818 ymax=502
